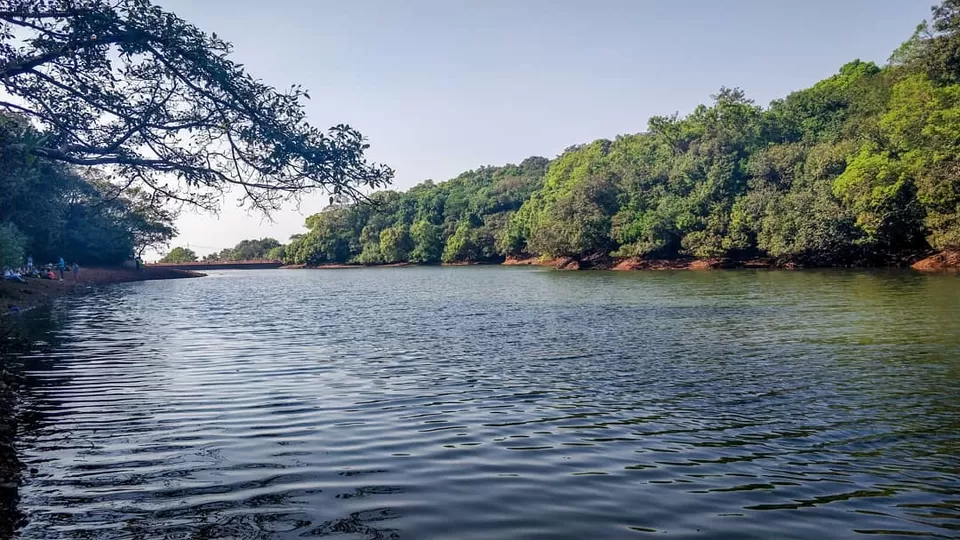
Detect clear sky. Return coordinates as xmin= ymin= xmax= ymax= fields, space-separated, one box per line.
xmin=153 ymin=0 xmax=931 ymax=259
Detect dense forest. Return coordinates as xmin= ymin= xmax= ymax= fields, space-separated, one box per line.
xmin=202 ymin=238 xmax=285 ymax=262
xmin=158 ymin=238 xmax=284 ymax=263
xmin=281 ymin=2 xmax=960 ymax=268
xmin=0 ymin=115 xmax=177 ymax=269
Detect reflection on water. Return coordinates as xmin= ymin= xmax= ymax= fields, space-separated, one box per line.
xmin=9 ymin=268 xmax=960 ymax=539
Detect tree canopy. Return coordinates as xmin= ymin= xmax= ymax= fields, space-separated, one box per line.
xmin=283 ymin=157 xmax=550 ymax=266
xmin=201 ymin=237 xmax=282 ymax=262
xmin=0 ymin=0 xmax=392 ymax=212
xmin=279 ymin=1 xmax=960 ymax=268
xmin=159 ymin=246 xmax=197 ymax=263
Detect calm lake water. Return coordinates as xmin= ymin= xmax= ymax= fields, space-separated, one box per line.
xmin=8 ymin=267 xmax=960 ymax=539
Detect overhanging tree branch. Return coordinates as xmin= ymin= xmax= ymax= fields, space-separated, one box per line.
xmin=0 ymin=0 xmax=393 ymax=213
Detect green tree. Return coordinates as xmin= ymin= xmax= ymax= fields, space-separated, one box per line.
xmin=409 ymin=220 xmax=443 ymax=263
xmin=528 ymin=173 xmax=619 ymax=258
xmin=880 ymin=74 xmax=960 ymax=248
xmin=442 ymin=222 xmax=476 ymax=263
xmin=0 ymin=222 xmax=26 ymax=269
xmin=891 ymin=0 xmax=960 ymax=83
xmin=222 ymin=238 xmax=282 ymax=260
xmin=287 ymin=206 xmax=360 ymax=265
xmin=379 ymin=225 xmax=412 ymax=263
xmin=160 ymin=247 xmax=198 ymax=263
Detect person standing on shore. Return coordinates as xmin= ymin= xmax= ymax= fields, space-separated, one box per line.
xmin=26 ymin=255 xmax=33 ymax=274
xmin=72 ymin=262 xmax=80 ymax=282
xmin=57 ymin=257 xmax=65 ymax=281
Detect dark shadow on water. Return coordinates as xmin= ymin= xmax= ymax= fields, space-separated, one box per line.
xmin=0 ymin=304 xmax=66 ymax=537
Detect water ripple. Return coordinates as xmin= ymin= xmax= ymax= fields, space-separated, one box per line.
xmin=10 ymin=268 xmax=960 ymax=539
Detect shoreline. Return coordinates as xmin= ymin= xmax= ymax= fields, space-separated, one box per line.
xmin=278 ymin=250 xmax=959 ymax=272
xmin=2 ymin=267 xmax=205 ymax=317
xmin=148 ymin=261 xmax=282 ymax=271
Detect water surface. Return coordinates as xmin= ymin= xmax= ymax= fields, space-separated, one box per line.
xmin=11 ymin=267 xmax=960 ymax=538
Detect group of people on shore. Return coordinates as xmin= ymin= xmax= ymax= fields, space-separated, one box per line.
xmin=3 ymin=256 xmax=79 ymax=284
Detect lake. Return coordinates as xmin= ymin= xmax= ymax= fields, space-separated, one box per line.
xmin=8 ymin=267 xmax=960 ymax=539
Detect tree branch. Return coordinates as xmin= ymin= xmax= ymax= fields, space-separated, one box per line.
xmin=1 ymin=31 xmax=148 ymax=80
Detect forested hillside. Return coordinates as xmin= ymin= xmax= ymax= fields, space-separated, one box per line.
xmin=285 ymin=2 xmax=960 ymax=268
xmin=200 ymin=238 xmax=284 ymax=262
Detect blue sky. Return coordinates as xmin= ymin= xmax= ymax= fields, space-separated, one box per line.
xmin=156 ymin=0 xmax=932 ymax=257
